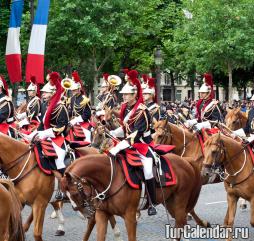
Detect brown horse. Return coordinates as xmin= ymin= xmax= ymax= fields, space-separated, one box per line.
xmin=153 ymin=120 xmax=217 ymax=184
xmin=225 ymin=108 xmax=247 ymax=131
xmin=0 ymin=179 xmax=25 ymax=241
xmin=202 ymin=133 xmax=254 ymax=240
xmin=62 ymin=151 xmax=202 ymax=241
xmin=0 ymin=133 xmax=55 ymax=241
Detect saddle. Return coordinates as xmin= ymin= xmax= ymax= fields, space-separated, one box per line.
xmin=117 ymin=144 xmax=176 ymax=189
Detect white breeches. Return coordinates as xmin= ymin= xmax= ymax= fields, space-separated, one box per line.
xmin=139 ymin=154 xmax=154 ymax=180
xmin=52 ymin=142 xmax=66 ymax=170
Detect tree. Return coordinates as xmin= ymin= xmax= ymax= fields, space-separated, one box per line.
xmin=179 ymin=0 xmax=254 ymax=104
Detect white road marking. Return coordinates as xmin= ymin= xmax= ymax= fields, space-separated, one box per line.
xmin=205 ymin=200 xmax=227 ymax=205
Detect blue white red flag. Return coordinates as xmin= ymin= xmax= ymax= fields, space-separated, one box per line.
xmin=26 ymin=0 xmax=50 ymax=84
xmin=5 ymin=0 xmax=24 ymax=83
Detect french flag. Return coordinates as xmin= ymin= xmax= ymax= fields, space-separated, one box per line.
xmin=26 ymin=0 xmax=50 ymax=84
xmin=5 ymin=0 xmax=24 ymax=83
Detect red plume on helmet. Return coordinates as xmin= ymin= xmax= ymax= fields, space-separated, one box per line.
xmin=102 ymin=73 xmax=109 ymax=81
xmin=120 ymin=70 xmax=143 ymax=121
xmin=142 ymin=74 xmax=148 ymax=84
xmin=30 ymin=76 xmax=41 ymax=97
xmin=203 ymin=73 xmax=214 ymax=99
xmin=148 ymin=77 xmax=157 ymax=103
xmin=44 ymin=72 xmax=63 ymax=129
xmin=0 ymin=75 xmax=9 ymax=96
xmin=123 ymin=68 xmax=129 ymax=75
xmin=72 ymin=71 xmax=85 ymax=94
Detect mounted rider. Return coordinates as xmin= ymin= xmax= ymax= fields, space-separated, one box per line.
xmin=17 ymin=76 xmax=41 ymax=130
xmin=233 ymin=95 xmax=254 ymax=142
xmin=96 ymin=73 xmax=118 ymax=119
xmin=109 ymin=69 xmax=157 ymax=216
xmin=0 ymin=75 xmax=15 ymax=137
xmin=195 ymin=73 xmax=223 ymax=124
xmin=69 ymin=71 xmax=92 ymax=142
xmin=143 ymin=76 xmax=161 ymax=122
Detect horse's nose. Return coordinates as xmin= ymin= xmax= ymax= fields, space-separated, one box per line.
xmin=201 ymin=167 xmax=211 ymax=177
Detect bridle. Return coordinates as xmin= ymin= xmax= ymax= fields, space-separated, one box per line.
xmin=204 ymin=136 xmax=253 ymax=185
xmin=65 ymin=157 xmax=126 ymax=215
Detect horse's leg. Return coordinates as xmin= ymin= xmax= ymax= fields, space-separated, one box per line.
xmin=239 ymin=198 xmax=247 ymax=210
xmin=32 ymin=201 xmax=47 ymax=241
xmin=23 ymin=209 xmax=33 ymax=232
xmin=189 ymin=209 xmax=211 ymax=227
xmin=123 ymin=210 xmax=137 ymax=241
xmin=109 ymin=215 xmax=123 ymax=241
xmin=51 ymin=201 xmax=65 ymax=236
xmin=249 ymin=198 xmax=254 ymax=226
xmin=225 ymin=194 xmax=238 ymax=241
xmin=223 ymin=206 xmax=229 ymax=226
xmin=83 ymin=216 xmax=95 ymax=241
xmin=95 ymin=210 xmax=109 ymax=241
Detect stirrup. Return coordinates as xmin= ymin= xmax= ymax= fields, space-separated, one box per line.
xmin=148 ymin=205 xmax=157 ymax=216
xmin=55 ymin=190 xmax=64 ymax=201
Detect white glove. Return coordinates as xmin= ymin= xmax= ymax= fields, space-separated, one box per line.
xmin=109 ymin=140 xmax=130 ymax=156
xmin=18 ymin=118 xmax=30 ymax=127
xmin=196 ymin=121 xmax=211 ymax=130
xmin=96 ymin=110 xmax=105 ymax=117
xmin=185 ymin=119 xmax=198 ymax=127
xmin=247 ymin=134 xmax=254 ymax=143
xmin=38 ymin=128 xmax=55 ymax=139
xmin=109 ymin=146 xmax=120 ymax=156
xmin=110 ymin=127 xmax=124 ymax=138
xmin=16 ymin=112 xmax=27 ymax=120
xmin=233 ymin=128 xmax=246 ymax=138
xmin=70 ymin=115 xmax=83 ymax=126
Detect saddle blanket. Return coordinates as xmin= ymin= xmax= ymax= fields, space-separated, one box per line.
xmin=118 ymin=147 xmax=177 ymax=189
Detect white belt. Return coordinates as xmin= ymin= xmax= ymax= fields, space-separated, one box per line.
xmin=143 ymin=130 xmax=151 ymax=137
xmin=7 ymin=117 xmax=14 ymax=122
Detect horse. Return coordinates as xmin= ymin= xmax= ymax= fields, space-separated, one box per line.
xmin=225 ymin=108 xmax=247 ymax=131
xmin=153 ymin=119 xmax=224 ymax=226
xmin=0 ymin=179 xmax=25 ymax=241
xmin=0 ymin=133 xmax=55 ymax=241
xmin=202 ymin=133 xmax=254 ymax=240
xmin=61 ymin=150 xmax=202 ymax=241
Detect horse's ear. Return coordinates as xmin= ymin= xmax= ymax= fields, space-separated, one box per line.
xmin=61 ymin=172 xmax=72 ymax=192
xmin=162 ymin=118 xmax=168 ymax=127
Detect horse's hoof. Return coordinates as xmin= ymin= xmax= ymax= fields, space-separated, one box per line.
xmin=187 ymin=214 xmax=192 ymax=221
xmin=206 ymin=222 xmax=211 ymax=228
xmin=55 ymin=230 xmax=65 ymax=236
xmin=240 ymin=204 xmax=247 ymax=210
xmin=50 ymin=211 xmax=57 ymax=219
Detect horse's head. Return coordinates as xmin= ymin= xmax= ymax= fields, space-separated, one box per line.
xmin=61 ymin=172 xmax=96 ymax=219
xmin=91 ymin=124 xmax=106 ymax=148
xmin=225 ymin=108 xmax=245 ymax=130
xmin=202 ymin=133 xmax=225 ymax=177
xmin=100 ymin=138 xmax=115 ymax=153
xmin=153 ymin=119 xmax=172 ymax=144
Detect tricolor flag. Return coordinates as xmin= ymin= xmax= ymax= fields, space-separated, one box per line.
xmin=5 ymin=0 xmax=24 ymax=83
xmin=26 ymin=0 xmax=50 ymax=84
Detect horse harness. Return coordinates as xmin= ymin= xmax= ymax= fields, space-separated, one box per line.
xmin=66 ymin=156 xmax=127 ymax=216
xmin=204 ymin=138 xmax=254 ymax=187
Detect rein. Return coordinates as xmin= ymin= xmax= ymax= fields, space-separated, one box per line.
xmin=205 ymin=137 xmax=253 ymax=186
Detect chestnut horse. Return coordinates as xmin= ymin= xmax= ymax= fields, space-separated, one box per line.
xmin=225 ymin=108 xmax=247 ymax=131
xmin=202 ymin=133 xmax=254 ymax=240
xmin=0 ymin=179 xmax=25 ymax=241
xmin=62 ymin=151 xmax=202 ymax=241
xmin=0 ymin=133 xmax=54 ymax=241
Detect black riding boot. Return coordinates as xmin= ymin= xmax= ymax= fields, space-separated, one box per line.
xmin=146 ymin=178 xmax=157 ymax=216
xmin=54 ymin=168 xmax=65 ymax=201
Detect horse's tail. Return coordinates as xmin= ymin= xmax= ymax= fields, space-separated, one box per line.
xmin=186 ymin=161 xmax=202 ymax=211
xmin=0 ymin=179 xmax=25 ymax=241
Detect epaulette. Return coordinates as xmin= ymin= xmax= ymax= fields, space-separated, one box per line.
xmin=138 ymin=103 xmax=147 ymax=110
xmin=5 ymin=96 xmax=11 ymax=102
xmin=80 ymin=95 xmax=90 ymax=106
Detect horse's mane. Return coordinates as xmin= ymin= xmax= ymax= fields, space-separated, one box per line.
xmin=0 ymin=133 xmax=28 ymax=150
